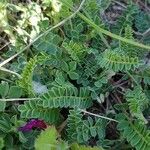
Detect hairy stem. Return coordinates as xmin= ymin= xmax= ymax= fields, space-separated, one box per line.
xmin=78 ymin=13 xmax=150 ymax=50
xmin=62 ymin=0 xmax=150 ymax=50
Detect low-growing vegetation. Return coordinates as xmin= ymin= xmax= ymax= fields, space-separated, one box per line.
xmin=0 ymin=0 xmax=150 ymax=149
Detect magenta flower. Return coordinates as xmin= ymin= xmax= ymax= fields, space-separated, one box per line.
xmin=18 ymin=119 xmax=47 ymax=132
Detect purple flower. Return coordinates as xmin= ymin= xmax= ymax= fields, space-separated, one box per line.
xmin=18 ymin=119 xmax=47 ymax=132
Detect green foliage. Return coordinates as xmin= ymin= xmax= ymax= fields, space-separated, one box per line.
xmin=0 ymin=138 xmax=4 ymax=150
xmin=125 ymin=86 xmax=149 ymax=124
xmin=0 ymin=82 xmax=9 ymax=98
xmin=121 ymin=25 xmax=138 ymax=56
xmin=94 ymin=70 xmax=115 ymax=88
xmin=8 ymin=86 xmax=22 ymax=98
xmin=35 ymin=126 xmax=68 ymax=150
xmin=61 ymin=61 xmax=79 ymax=80
xmin=135 ymin=11 xmax=150 ymax=44
xmin=116 ymin=114 xmax=150 ymax=150
xmin=71 ymin=143 xmax=103 ymax=150
xmin=67 ymin=110 xmax=107 ymax=145
xmin=33 ymin=32 xmax=62 ymax=54
xmin=18 ymin=56 xmax=38 ymax=96
xmin=35 ymin=126 xmax=58 ymax=150
xmin=18 ymin=100 xmax=60 ymax=124
xmin=0 ymin=113 xmax=25 ymax=149
xmin=112 ymin=3 xmax=139 ymax=34
xmin=0 ymin=113 xmax=12 ymax=134
xmin=135 ymin=11 xmax=150 ymax=33
xmin=133 ymin=69 xmax=150 ymax=85
xmin=64 ymin=22 xmax=87 ymax=42
xmin=0 ymin=102 xmax=5 ymax=112
xmin=79 ymin=54 xmax=99 ymax=79
xmin=98 ymin=48 xmax=141 ymax=72
xmin=1 ymin=0 xmax=150 ymax=149
xmin=62 ymin=40 xmax=87 ymax=61
xmin=0 ymin=82 xmax=23 ymax=111
xmin=38 ymin=87 xmax=92 ymax=109
xmin=67 ymin=109 xmax=82 ymax=143
xmin=104 ymin=24 xmax=143 ymax=72
xmin=77 ymin=117 xmax=107 ymax=143
xmin=0 ymin=82 xmax=22 ymax=99
xmin=59 ymin=0 xmax=73 ymax=18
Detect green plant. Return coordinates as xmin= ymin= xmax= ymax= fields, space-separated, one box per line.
xmin=98 ymin=48 xmax=141 ymax=72
xmin=35 ymin=126 xmax=69 ymax=150
xmin=67 ymin=109 xmax=107 ymax=144
xmin=116 ymin=114 xmax=150 ymax=150
xmin=125 ymin=86 xmax=149 ymax=124
xmin=18 ymin=56 xmax=38 ymax=96
xmin=0 ymin=0 xmax=150 ymax=149
xmin=38 ymin=87 xmax=92 ymax=108
xmin=18 ymin=100 xmax=60 ymax=124
xmin=71 ymin=143 xmax=103 ymax=150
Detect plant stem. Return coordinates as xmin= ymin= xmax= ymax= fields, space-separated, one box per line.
xmin=0 ymin=98 xmax=39 ymax=101
xmin=126 ymin=71 xmax=139 ymax=86
xmin=79 ymin=109 xmax=118 ymax=122
xmin=83 ymin=10 xmax=110 ymax=49
xmin=0 ymin=67 xmax=21 ymax=78
xmin=62 ymin=0 xmax=150 ymax=50
xmin=78 ymin=13 xmax=150 ymax=50
xmin=0 ymin=0 xmax=86 ymax=68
